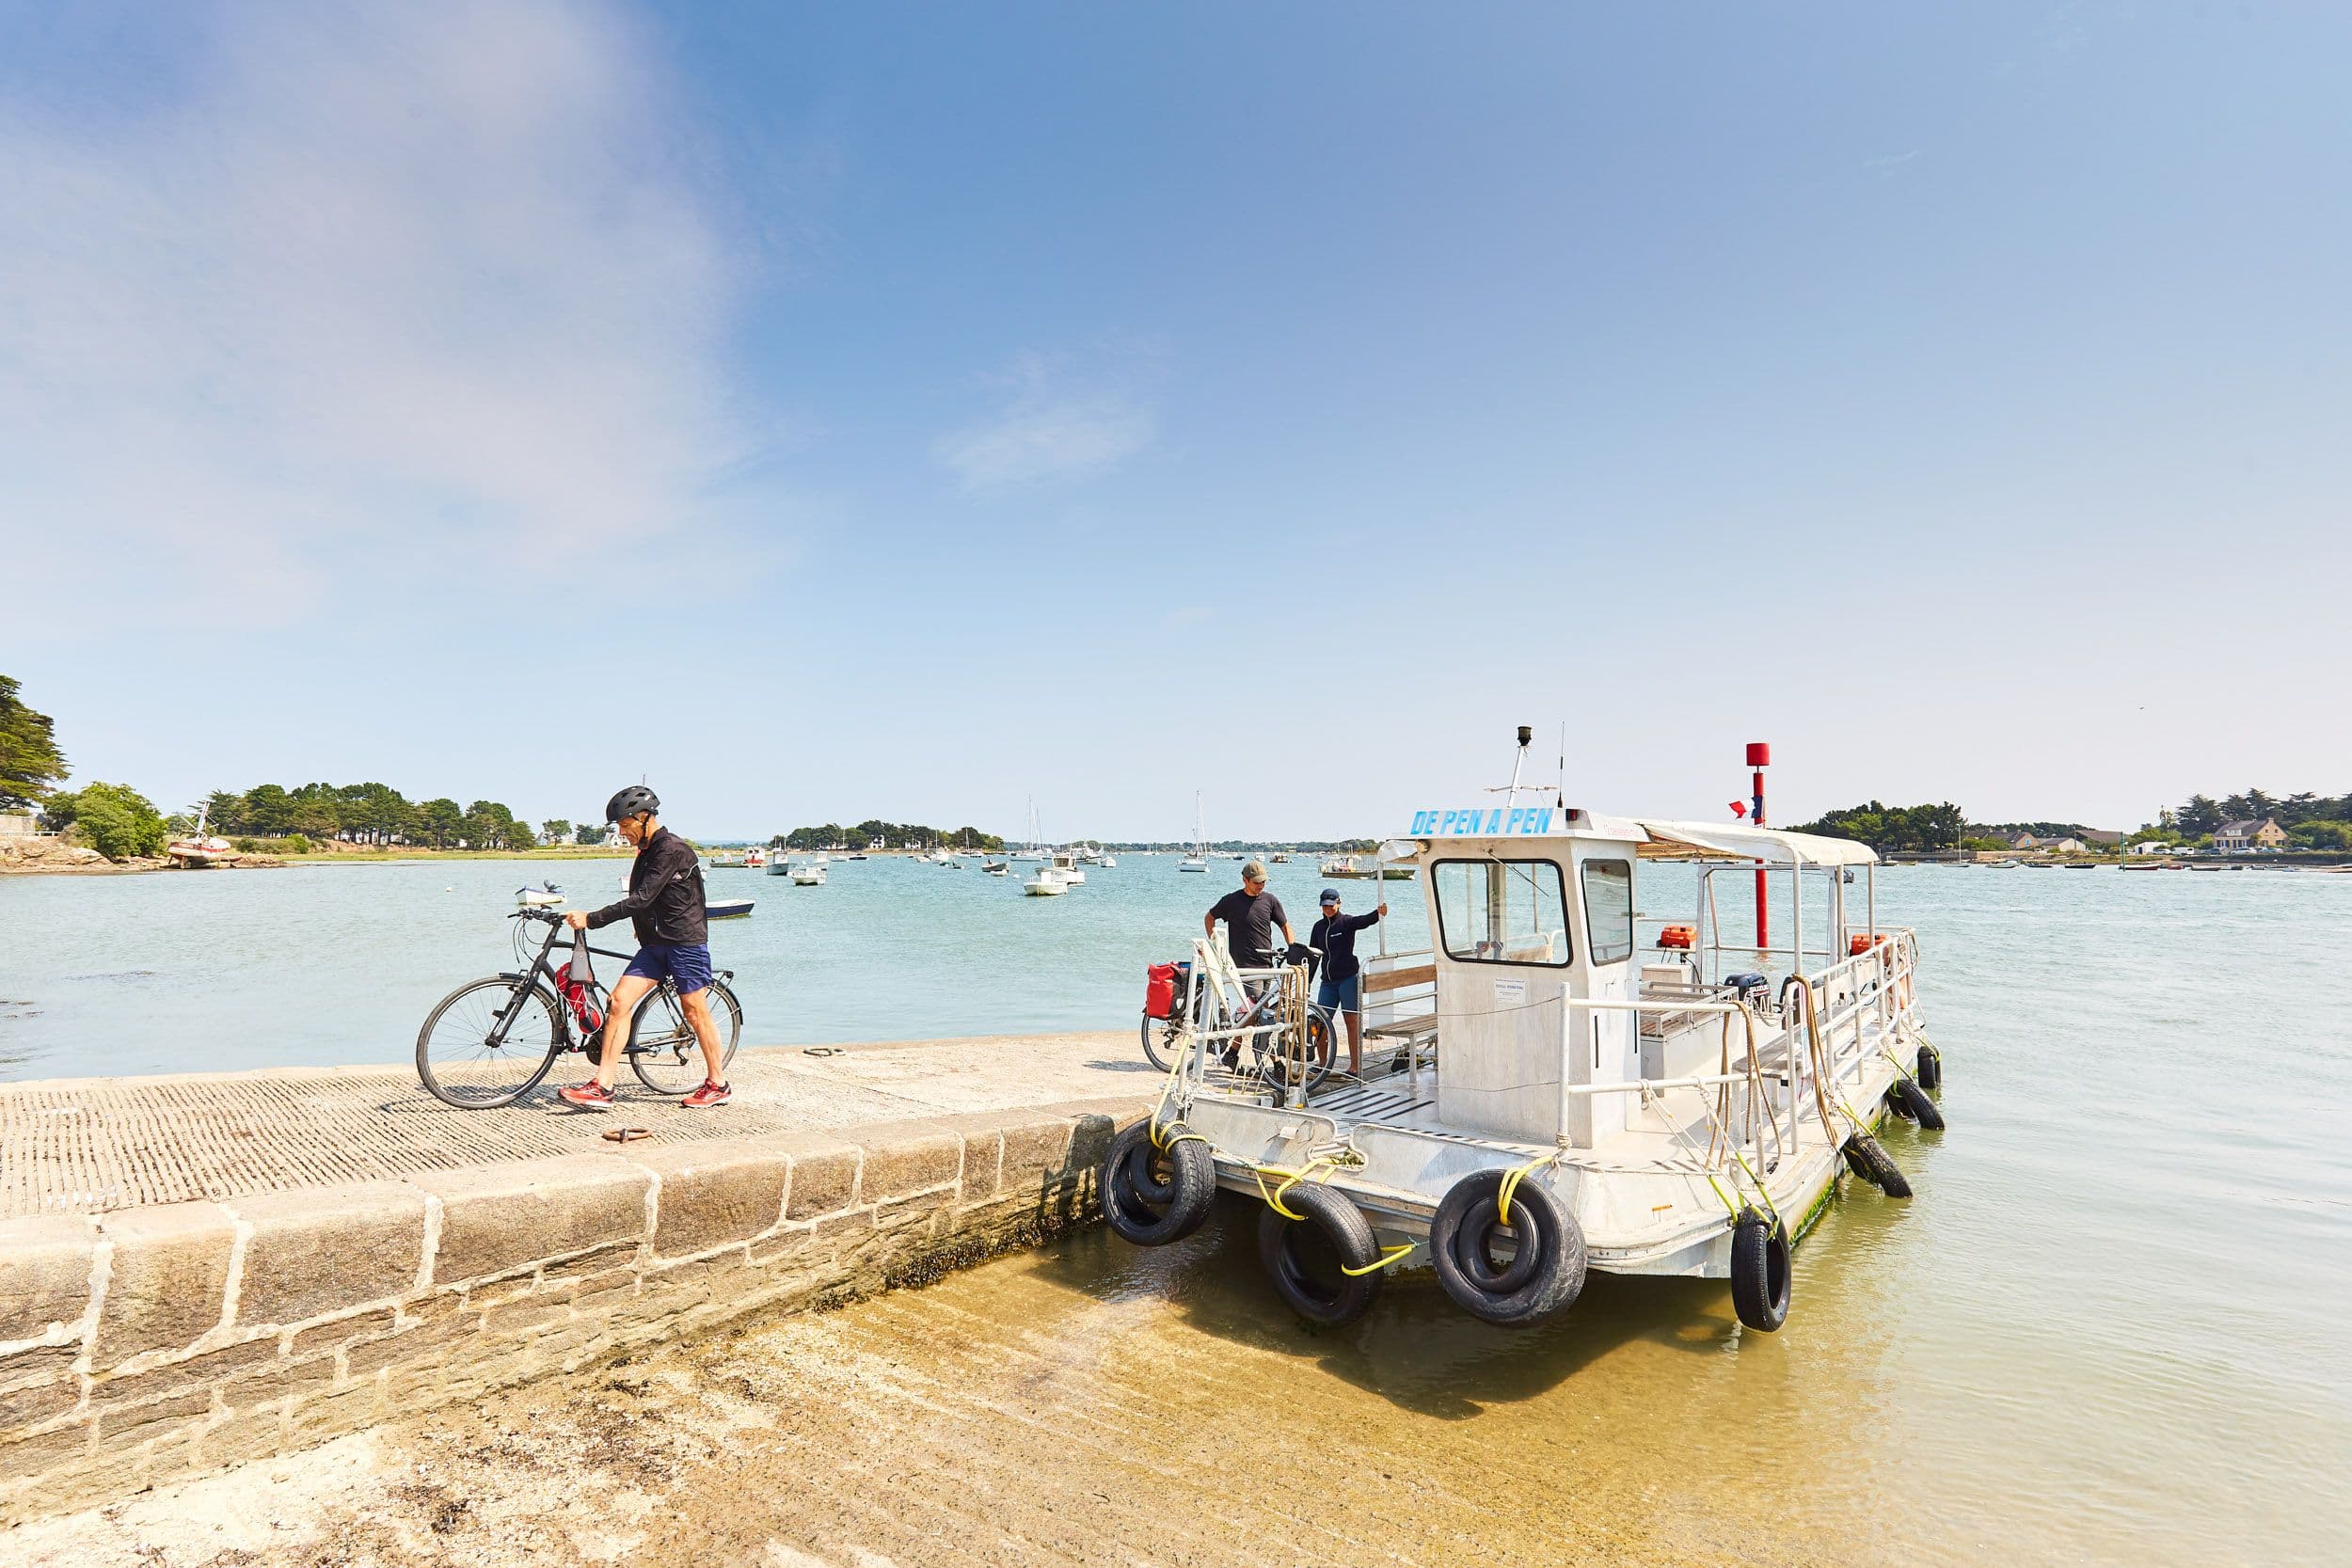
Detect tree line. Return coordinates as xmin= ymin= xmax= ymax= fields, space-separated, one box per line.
xmin=773 ymin=819 xmax=1006 ymax=852
xmin=1789 ymin=801 xmax=1969 ymax=853
xmin=196 ymin=783 xmax=582 ymax=852
xmin=2158 ymin=788 xmax=2352 ymax=849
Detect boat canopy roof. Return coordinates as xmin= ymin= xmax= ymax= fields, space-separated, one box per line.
xmin=1630 ymin=818 xmax=1879 ymax=867
xmin=1389 ymin=808 xmax=1876 ymax=867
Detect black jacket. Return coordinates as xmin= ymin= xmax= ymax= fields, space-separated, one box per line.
xmin=586 ymin=827 xmax=707 ymax=946
xmin=1310 ymin=909 xmax=1382 ymax=983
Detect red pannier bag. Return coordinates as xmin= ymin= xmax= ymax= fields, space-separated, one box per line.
xmin=1143 ymin=961 xmax=1180 ymax=1020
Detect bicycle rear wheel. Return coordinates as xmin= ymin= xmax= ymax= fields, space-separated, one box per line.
xmin=1259 ymin=1006 xmax=1337 ymax=1094
xmin=416 ymin=977 xmax=563 ymax=1108
xmin=628 ymin=979 xmax=743 ymax=1095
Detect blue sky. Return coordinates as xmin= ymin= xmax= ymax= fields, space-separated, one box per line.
xmin=4 ymin=2 xmax=2347 ymax=841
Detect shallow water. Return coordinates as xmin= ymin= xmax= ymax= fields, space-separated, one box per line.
xmin=5 ymin=857 xmax=2348 ymax=1563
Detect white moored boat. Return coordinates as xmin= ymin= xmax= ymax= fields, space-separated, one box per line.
xmin=1102 ymin=732 xmax=1946 ymax=1338
xmin=1023 ymin=866 xmax=1070 ymax=895
xmin=1050 ymin=849 xmax=1086 ymax=885
xmin=788 ymin=861 xmax=827 ymax=886
xmin=515 ymin=881 xmax=566 ymax=908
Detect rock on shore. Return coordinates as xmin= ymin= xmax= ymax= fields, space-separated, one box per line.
xmin=0 ymin=835 xmax=282 ymax=874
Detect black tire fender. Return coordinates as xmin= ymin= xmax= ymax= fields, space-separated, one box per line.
xmin=1915 ymin=1042 xmax=1943 ymax=1093
xmin=1730 ymin=1207 xmax=1791 ymax=1332
xmin=1429 ymin=1168 xmax=1587 ymax=1329
xmin=1840 ymin=1132 xmax=1913 ymax=1198
xmin=1255 ymin=1180 xmax=1387 ymax=1326
xmin=1887 ymin=1075 xmax=1947 ymax=1131
xmin=1099 ymin=1121 xmax=1216 ymax=1247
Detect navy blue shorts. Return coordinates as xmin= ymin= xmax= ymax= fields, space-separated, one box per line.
xmin=1316 ymin=973 xmax=1362 ymax=1014
xmin=622 ymin=942 xmax=713 ymax=995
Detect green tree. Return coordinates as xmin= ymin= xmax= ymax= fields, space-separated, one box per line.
xmin=416 ymin=798 xmax=464 ymax=848
xmin=542 ymin=818 xmax=572 ymax=847
xmin=574 ymin=821 xmax=604 ymax=846
xmin=0 ymin=675 xmax=69 ymax=810
xmin=1794 ymin=800 xmax=1967 ymax=853
xmin=47 ymin=782 xmax=167 ymax=860
xmin=2176 ymin=794 xmax=2222 ymax=835
xmin=243 ymin=784 xmax=294 ymax=834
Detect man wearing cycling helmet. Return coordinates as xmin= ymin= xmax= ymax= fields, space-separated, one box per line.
xmin=557 ymin=785 xmax=730 ymax=1110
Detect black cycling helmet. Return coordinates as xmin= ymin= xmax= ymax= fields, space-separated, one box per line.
xmin=604 ymin=784 xmax=660 ymax=824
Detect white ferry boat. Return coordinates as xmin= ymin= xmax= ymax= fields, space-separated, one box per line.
xmin=1103 ymin=734 xmax=1945 ymax=1336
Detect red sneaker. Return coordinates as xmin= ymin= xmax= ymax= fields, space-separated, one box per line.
xmin=557 ymin=1081 xmax=614 ymax=1111
xmin=680 ymin=1081 xmax=732 ymax=1110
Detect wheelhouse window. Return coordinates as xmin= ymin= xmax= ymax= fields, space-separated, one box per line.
xmin=1433 ymin=860 xmax=1572 ymax=967
xmin=1581 ymin=858 xmax=1634 ymax=965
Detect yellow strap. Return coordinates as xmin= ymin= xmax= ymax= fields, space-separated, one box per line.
xmin=1495 ymin=1153 xmax=1551 ymax=1226
xmin=1340 ymin=1242 xmax=1415 ymax=1276
xmin=1251 ymin=1158 xmax=1335 ymax=1222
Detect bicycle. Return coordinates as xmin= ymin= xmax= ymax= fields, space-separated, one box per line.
xmin=1138 ymin=949 xmax=1336 ymax=1092
xmin=414 ymin=908 xmax=743 ymax=1109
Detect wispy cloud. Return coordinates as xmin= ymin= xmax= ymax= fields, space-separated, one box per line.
xmin=1864 ymin=150 xmax=1923 ymax=170
xmin=934 ymin=350 xmax=1155 ymax=491
xmin=0 ymin=1 xmax=751 ymax=633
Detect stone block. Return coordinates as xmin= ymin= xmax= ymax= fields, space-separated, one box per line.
xmin=0 ymin=1214 xmax=98 ymax=1343
xmin=196 ymin=1405 xmax=282 ymax=1468
xmin=230 ymin=1180 xmax=426 ymax=1327
xmin=92 ymin=1203 xmax=238 ymax=1368
xmin=94 ymin=1387 xmax=213 ymax=1446
xmin=0 ymin=1371 xmax=79 ymax=1431
xmin=850 ymin=1119 xmax=964 ymax=1204
xmin=289 ymin=1383 xmax=377 ymax=1445
xmin=930 ymin=1114 xmax=1008 ymax=1196
xmin=0 ymin=1338 xmax=79 ymax=1391
xmin=225 ymin=1352 xmax=337 ymax=1405
xmin=628 ymin=1140 xmax=792 ymax=1257
xmin=542 ymin=1241 xmax=639 ymax=1282
xmin=89 ymin=1335 xmax=280 ymax=1410
xmin=293 ymin=1307 xmax=397 ymax=1358
xmin=411 ymin=1157 xmax=652 ymax=1286
xmin=746 ymin=1222 xmax=816 ymax=1267
xmin=0 ymin=1418 xmax=92 ymax=1476
xmin=997 ymin=1112 xmax=1081 ymax=1189
xmin=776 ymin=1133 xmax=863 ymax=1220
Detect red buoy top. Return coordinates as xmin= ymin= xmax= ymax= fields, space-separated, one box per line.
xmin=1745 ymin=741 xmax=1772 ymax=768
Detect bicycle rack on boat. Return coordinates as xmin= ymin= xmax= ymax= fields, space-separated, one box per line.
xmin=1104 ymin=740 xmax=1947 ymax=1335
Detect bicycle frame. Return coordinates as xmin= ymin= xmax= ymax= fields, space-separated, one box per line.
xmin=496 ymin=912 xmax=635 ymax=1047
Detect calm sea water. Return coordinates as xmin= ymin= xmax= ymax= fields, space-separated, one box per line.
xmin=5 ymin=856 xmax=2347 ymax=1563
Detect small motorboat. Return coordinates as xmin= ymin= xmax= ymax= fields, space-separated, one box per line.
xmin=515 ymin=882 xmax=566 ymax=908
xmin=707 ymin=851 xmax=749 ymax=869
xmin=1024 ymin=866 xmax=1070 ymax=896
xmin=1050 ymin=849 xmax=1087 ymax=885
xmin=746 ymin=847 xmax=768 ymax=870
xmin=983 ymin=861 xmax=1009 ymax=876
xmin=705 ymin=897 xmax=755 ymax=920
xmin=766 ymin=855 xmax=793 ymax=876
xmin=789 ymin=862 xmax=827 ymax=886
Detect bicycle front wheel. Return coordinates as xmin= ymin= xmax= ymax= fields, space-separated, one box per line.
xmin=416 ymin=977 xmax=562 ymax=1109
xmin=628 ymin=979 xmax=743 ymax=1095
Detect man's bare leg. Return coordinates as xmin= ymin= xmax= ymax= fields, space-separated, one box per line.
xmin=596 ymin=974 xmax=657 ymax=1089
xmin=679 ymin=987 xmax=724 ymax=1084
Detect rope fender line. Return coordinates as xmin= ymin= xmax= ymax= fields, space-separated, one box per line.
xmin=1495 ymin=1151 xmax=1557 ymax=1227
xmin=1340 ymin=1242 xmax=1416 ymax=1277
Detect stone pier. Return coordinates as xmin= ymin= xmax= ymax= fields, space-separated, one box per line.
xmin=0 ymin=1033 xmax=1152 ymax=1525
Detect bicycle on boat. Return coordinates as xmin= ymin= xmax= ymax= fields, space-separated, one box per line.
xmin=1139 ymin=944 xmax=1337 ymax=1092
xmin=414 ymin=908 xmax=743 ymax=1108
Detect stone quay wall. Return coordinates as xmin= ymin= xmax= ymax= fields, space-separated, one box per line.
xmin=0 ymin=1097 xmax=1145 ymax=1525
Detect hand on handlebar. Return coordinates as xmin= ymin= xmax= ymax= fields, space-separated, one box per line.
xmin=564 ymin=910 xmax=590 ymax=930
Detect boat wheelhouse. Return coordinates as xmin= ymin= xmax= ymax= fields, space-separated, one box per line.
xmin=1104 ymin=742 xmax=1945 ymax=1335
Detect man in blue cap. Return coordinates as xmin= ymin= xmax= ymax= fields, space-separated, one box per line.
xmin=1310 ymin=887 xmax=1387 ymax=1075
